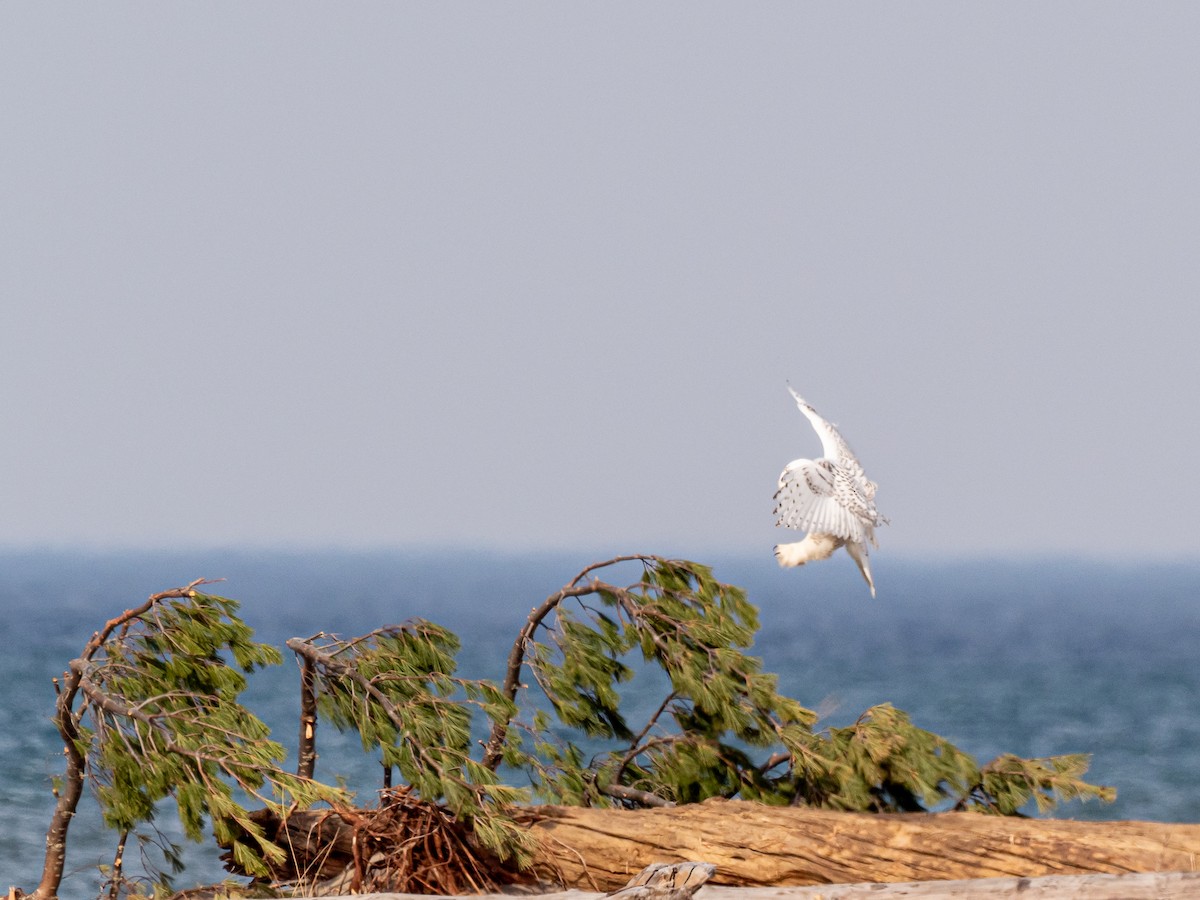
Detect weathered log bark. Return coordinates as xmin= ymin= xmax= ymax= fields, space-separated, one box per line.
xmin=222 ymin=800 xmax=1200 ymax=894
xmin=527 ymin=799 xmax=1200 ymax=891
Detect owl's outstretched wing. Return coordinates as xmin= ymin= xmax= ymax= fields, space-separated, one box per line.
xmin=787 ymin=386 xmax=871 ymax=486
xmin=774 ymin=458 xmax=876 ymax=545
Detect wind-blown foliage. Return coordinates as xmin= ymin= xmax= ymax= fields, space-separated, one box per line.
xmin=488 ymin=557 xmax=816 ymax=807
xmin=33 ymin=582 xmax=343 ymax=900
xmin=286 ymin=624 xmax=532 ymax=865
xmin=470 ymin=556 xmax=1113 ymax=814
xmin=292 ymin=556 xmax=1113 ymax=848
xmin=36 ymin=559 xmax=1115 ymax=899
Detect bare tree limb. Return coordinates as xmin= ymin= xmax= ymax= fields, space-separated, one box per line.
xmin=599 ymin=783 xmax=675 ymax=808
xmin=297 ymin=655 xmax=318 ymax=780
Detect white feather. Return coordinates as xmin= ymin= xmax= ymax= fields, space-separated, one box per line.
xmin=773 ymin=387 xmax=887 ymax=596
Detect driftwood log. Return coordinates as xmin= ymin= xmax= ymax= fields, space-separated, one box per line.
xmin=224 ymin=799 xmax=1200 ymax=894
xmin=527 ymin=799 xmax=1200 ymax=890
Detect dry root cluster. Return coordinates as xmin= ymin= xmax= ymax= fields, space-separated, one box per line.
xmin=221 ymin=787 xmax=517 ymax=895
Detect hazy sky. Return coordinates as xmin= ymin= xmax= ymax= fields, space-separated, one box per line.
xmin=2 ymin=5 xmax=1197 ymax=560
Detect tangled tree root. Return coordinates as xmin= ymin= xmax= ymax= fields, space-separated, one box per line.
xmin=220 ymin=787 xmax=521 ymax=895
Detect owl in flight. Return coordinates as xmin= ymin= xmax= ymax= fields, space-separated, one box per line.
xmin=773 ymin=387 xmax=888 ymax=596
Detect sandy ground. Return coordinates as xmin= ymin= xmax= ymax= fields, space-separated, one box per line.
xmin=317 ymin=870 xmax=1200 ymax=900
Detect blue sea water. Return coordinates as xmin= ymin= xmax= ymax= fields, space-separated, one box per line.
xmin=1 ymin=550 xmax=1197 ymax=897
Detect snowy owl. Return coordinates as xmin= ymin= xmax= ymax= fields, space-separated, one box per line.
xmin=773 ymin=387 xmax=888 ymax=596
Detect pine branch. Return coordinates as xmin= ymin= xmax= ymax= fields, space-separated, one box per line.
xmin=70 ymin=660 xmax=310 ymax=806
xmin=286 ymin=628 xmax=534 ymax=864
xmin=482 ymin=570 xmax=635 ymax=770
xmin=286 ymin=638 xmax=454 ymax=775
xmin=32 ymin=580 xmax=220 ymax=900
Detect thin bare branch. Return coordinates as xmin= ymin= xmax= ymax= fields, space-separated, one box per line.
xmin=106 ymin=831 xmax=128 ymax=900
xmin=600 ymin=783 xmax=675 ymax=808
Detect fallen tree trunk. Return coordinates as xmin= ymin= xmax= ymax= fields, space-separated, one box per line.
xmin=527 ymin=799 xmax=1200 ymax=890
xmin=226 ymin=800 xmax=1200 ymax=893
